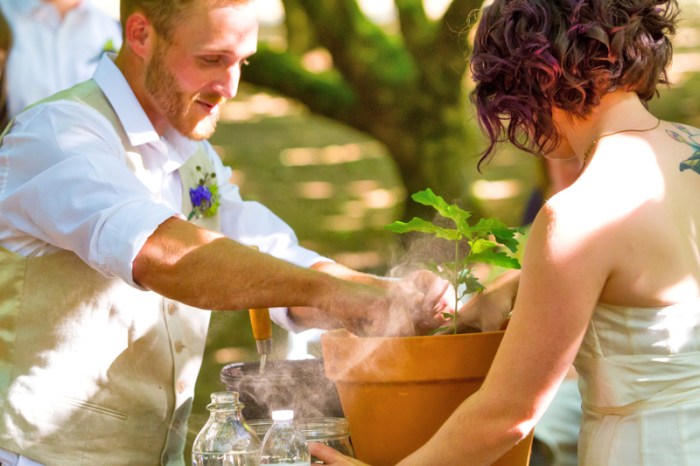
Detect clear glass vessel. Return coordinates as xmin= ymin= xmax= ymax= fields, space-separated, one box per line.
xmin=259 ymin=410 xmax=310 ymax=465
xmin=249 ymin=417 xmax=354 ymax=464
xmin=192 ymin=391 xmax=262 ymax=466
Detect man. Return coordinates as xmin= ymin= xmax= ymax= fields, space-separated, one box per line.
xmin=0 ymin=1 xmax=451 ymax=464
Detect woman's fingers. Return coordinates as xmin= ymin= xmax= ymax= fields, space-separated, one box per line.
xmin=308 ymin=442 xmax=371 ymax=465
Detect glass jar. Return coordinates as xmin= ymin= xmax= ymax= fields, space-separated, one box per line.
xmin=249 ymin=417 xmax=354 ymax=464
xmin=192 ymin=391 xmax=261 ymax=466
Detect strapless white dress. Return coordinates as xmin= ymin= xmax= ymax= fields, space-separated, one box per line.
xmin=574 ymin=299 xmax=700 ymax=465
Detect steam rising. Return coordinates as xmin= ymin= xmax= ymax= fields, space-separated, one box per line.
xmin=220 ymin=360 xmax=343 ymax=422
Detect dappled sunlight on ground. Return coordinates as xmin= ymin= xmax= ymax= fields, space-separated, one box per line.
xmin=471 ymin=178 xmax=524 ymax=201
xmin=294 ymin=181 xmax=336 ymax=199
xmin=358 ymin=187 xmax=404 ymax=209
xmin=221 ymin=89 xmax=305 ymax=122
xmin=213 ymin=346 xmax=257 ymax=365
xmin=669 ymin=53 xmax=700 ymax=83
xmin=301 ymin=49 xmax=334 ymax=73
xmin=280 ymin=142 xmax=384 ymax=166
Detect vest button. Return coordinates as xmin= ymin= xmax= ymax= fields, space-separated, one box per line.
xmin=174 ymin=341 xmax=185 ymax=353
xmin=176 ymin=380 xmax=186 ymax=393
xmin=167 ymin=303 xmax=177 ymax=315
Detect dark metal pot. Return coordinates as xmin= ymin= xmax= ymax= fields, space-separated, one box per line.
xmin=220 ymin=359 xmax=344 ymax=420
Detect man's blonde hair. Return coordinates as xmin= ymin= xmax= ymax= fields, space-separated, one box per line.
xmin=120 ymin=0 xmax=251 ymax=41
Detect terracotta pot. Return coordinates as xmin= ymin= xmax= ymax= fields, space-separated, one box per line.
xmin=321 ymin=329 xmax=533 ymax=466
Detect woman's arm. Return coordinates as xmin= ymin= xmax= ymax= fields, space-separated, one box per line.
xmin=395 ymin=199 xmax=610 ymax=465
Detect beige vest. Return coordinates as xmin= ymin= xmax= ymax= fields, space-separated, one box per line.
xmin=0 ymin=80 xmax=220 ymax=465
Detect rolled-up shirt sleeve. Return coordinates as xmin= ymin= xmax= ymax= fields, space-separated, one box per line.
xmin=0 ymin=102 xmax=177 ymax=287
xmin=215 ymin=158 xmax=329 ymax=268
xmin=212 ymin=151 xmax=332 ymax=332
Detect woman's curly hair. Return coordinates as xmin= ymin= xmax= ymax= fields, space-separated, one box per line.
xmin=469 ymin=0 xmax=679 ymax=166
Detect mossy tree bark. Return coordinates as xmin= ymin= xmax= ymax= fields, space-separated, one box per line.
xmin=242 ymin=0 xmax=486 ymax=220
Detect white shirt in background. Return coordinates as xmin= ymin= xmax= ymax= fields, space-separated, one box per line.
xmin=0 ymin=0 xmax=123 ymax=117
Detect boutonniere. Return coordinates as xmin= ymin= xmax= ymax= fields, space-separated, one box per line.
xmin=188 ymin=166 xmax=221 ymax=220
xmin=102 ymin=38 xmax=117 ymax=54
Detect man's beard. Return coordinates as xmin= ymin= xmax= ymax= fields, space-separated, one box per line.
xmin=145 ymin=44 xmax=224 ymax=140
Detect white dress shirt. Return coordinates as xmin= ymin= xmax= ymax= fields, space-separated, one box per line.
xmin=0 ymin=53 xmax=329 ymax=466
xmin=0 ymin=0 xmax=123 ymax=117
xmin=0 ymin=53 xmax=326 ymax=291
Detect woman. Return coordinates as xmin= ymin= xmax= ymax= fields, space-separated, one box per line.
xmin=312 ymin=0 xmax=700 ymax=464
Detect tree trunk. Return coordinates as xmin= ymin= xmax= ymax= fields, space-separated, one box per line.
xmin=242 ymin=0 xmax=486 ymax=220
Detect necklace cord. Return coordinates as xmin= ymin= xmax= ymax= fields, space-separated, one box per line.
xmin=582 ymin=118 xmax=662 ymax=165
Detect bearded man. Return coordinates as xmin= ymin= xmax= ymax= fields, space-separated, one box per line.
xmin=0 ymin=1 xmax=452 ymax=464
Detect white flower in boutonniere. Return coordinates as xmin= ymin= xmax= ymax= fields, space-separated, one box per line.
xmin=188 ymin=166 xmax=221 ymax=220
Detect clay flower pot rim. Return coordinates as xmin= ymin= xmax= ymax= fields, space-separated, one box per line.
xmin=321 ymin=328 xmax=506 ymax=383
xmin=325 ymin=328 xmax=505 ymax=341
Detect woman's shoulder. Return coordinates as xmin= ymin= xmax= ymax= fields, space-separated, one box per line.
xmin=529 ymin=176 xmax=630 ymax=268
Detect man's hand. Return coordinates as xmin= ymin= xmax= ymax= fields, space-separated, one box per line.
xmin=346 ymin=269 xmax=454 ymax=337
xmin=294 ymin=263 xmax=454 ymax=338
xmin=386 ymin=269 xmax=454 ymax=336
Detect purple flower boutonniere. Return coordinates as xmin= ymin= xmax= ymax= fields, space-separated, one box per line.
xmin=188 ymin=166 xmax=221 ymax=220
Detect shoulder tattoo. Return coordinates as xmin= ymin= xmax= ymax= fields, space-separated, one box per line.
xmin=667 ymin=123 xmax=700 ymax=174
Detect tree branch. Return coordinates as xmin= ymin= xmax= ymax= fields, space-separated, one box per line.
xmin=281 ymin=0 xmax=317 ymax=55
xmin=394 ymin=0 xmax=434 ymax=62
xmin=297 ymin=0 xmax=417 ymax=109
xmin=242 ymin=46 xmax=368 ymax=130
xmin=434 ymin=0 xmax=484 ymax=73
xmin=413 ymin=0 xmax=482 ymax=101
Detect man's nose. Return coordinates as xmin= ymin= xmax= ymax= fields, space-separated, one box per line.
xmin=213 ymin=65 xmax=241 ymax=99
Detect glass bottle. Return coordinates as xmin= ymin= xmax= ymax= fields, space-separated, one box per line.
xmin=192 ymin=391 xmax=261 ymax=466
xmin=260 ymin=410 xmax=310 ymax=465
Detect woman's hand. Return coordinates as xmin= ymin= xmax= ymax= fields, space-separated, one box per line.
xmin=309 ymin=443 xmax=372 ymax=465
xmin=452 ymin=269 xmax=519 ymax=332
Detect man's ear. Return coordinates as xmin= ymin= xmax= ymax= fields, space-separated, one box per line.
xmin=124 ymin=12 xmax=154 ymax=58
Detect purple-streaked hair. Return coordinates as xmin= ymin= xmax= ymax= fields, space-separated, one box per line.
xmin=470 ymin=0 xmax=679 ymax=166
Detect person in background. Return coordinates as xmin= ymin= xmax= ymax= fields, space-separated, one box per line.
xmin=0 ymin=0 xmax=453 ymax=465
xmin=313 ymin=0 xmax=700 ymax=465
xmin=0 ymin=8 xmax=10 ymax=129
xmin=0 ymin=0 xmax=122 ymax=119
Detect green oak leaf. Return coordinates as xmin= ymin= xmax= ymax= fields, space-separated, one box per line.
xmin=411 ymin=188 xmax=471 ymax=227
xmin=386 ymin=217 xmax=461 ymax=241
xmin=469 ymin=251 xmax=522 ymax=269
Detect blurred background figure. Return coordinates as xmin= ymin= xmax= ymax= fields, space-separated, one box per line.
xmin=0 ymin=7 xmax=11 ymax=129
xmin=0 ymin=0 xmax=121 ymax=120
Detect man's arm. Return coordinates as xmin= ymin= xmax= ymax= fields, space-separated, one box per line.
xmin=286 ymin=262 xmax=453 ymax=334
xmin=132 ymin=216 xmax=438 ymax=336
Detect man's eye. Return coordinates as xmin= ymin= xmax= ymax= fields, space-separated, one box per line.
xmin=201 ymin=57 xmax=221 ymax=65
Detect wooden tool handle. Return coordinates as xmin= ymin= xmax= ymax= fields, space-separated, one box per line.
xmin=249 ymin=307 xmax=272 ymax=341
